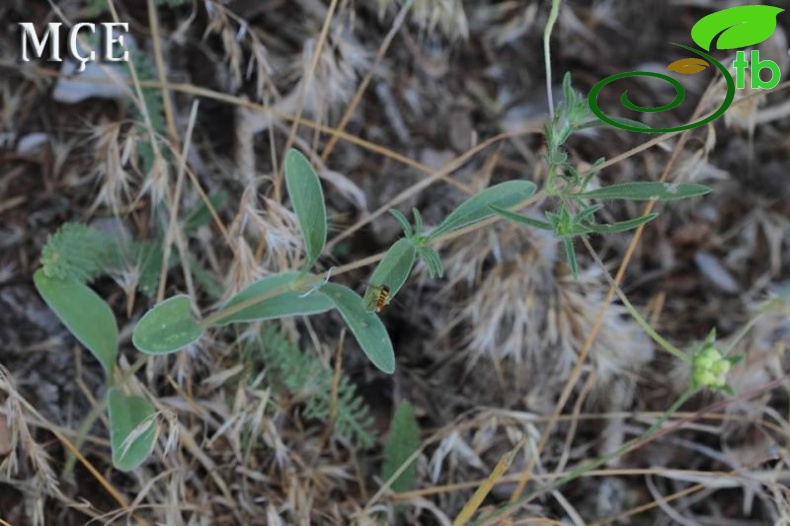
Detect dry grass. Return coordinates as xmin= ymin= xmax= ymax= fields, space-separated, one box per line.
xmin=1 ymin=0 xmax=789 ymax=524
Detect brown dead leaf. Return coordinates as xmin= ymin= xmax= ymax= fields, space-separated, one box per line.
xmin=667 ymin=57 xmax=710 ymax=74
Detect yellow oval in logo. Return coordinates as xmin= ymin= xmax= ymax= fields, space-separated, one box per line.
xmin=666 ymin=57 xmax=711 ymax=74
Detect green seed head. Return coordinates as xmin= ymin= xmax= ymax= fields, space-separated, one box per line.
xmin=692 ymin=345 xmax=732 ymax=390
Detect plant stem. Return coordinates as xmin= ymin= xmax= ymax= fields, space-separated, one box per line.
xmin=581 ymin=237 xmax=689 ymax=363
xmin=200 ymin=191 xmax=547 ymax=328
xmin=544 ymin=0 xmax=562 ymax=119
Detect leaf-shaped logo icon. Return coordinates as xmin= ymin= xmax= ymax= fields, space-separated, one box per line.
xmin=667 ymin=57 xmax=710 ymax=74
xmin=691 ymin=5 xmax=784 ymax=51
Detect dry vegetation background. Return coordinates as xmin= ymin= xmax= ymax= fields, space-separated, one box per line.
xmin=1 ymin=0 xmax=789 ymax=524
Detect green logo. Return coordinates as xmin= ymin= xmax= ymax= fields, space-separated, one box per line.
xmin=589 ymin=5 xmax=784 ymax=133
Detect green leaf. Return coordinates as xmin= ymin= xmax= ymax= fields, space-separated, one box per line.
xmin=577 ymin=116 xmax=653 ymax=132
xmin=412 ymin=208 xmax=424 ymax=235
xmin=33 ymin=270 xmax=118 ymax=375
xmin=573 ymin=182 xmax=712 ymax=201
xmin=319 ymin=283 xmax=395 ymax=374
xmin=363 ymin=239 xmax=417 ymax=312
xmin=132 ymin=295 xmax=203 ymax=354
xmin=188 ymin=257 xmax=224 ymax=299
xmin=209 ymin=272 xmax=333 ymax=327
xmin=107 ymin=388 xmax=157 ymax=472
xmin=429 ymin=181 xmax=537 ymax=239
xmin=417 ymin=246 xmax=444 ymax=279
xmin=135 ymin=240 xmax=169 ymax=297
xmin=562 ymin=237 xmax=579 ymax=279
xmin=562 ymin=71 xmax=575 ymax=109
xmin=691 ymin=5 xmax=784 ymax=51
xmin=382 ymin=401 xmax=420 ymax=494
xmin=285 ymin=149 xmax=327 ymax=268
xmin=585 ymin=213 xmax=659 ymax=234
xmin=182 ymin=191 xmax=228 ymax=233
xmin=490 ymin=206 xmax=554 ymax=231
xmin=389 ymin=209 xmax=413 ymax=238
xmin=258 ymin=326 xmax=377 ymax=449
xmin=574 ymin=204 xmax=604 ymax=225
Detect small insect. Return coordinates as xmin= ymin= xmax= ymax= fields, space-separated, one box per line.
xmin=364 ymin=285 xmax=391 ymax=313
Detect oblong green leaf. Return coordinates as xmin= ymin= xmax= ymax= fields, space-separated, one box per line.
xmin=562 ymin=236 xmax=579 ymax=279
xmin=389 ymin=209 xmax=413 ymax=238
xmin=382 ymin=401 xmax=420 ymax=494
xmin=209 ymin=272 xmax=333 ymax=327
xmin=319 ymin=283 xmax=395 ymax=374
xmin=417 ymin=246 xmax=444 ymax=279
xmin=573 ymin=182 xmax=712 ymax=201
xmin=33 ymin=269 xmax=117 ymax=375
xmin=577 ymin=116 xmax=653 ymax=132
xmin=490 ymin=205 xmax=554 ymax=231
xmin=132 ymin=295 xmax=203 ymax=354
xmin=363 ymin=239 xmax=416 ymax=312
xmin=691 ymin=5 xmax=784 ymax=51
xmin=107 ymin=388 xmax=157 ymax=472
xmin=429 ymin=181 xmax=537 ymax=239
xmin=585 ymin=213 xmax=659 ymax=234
xmin=285 ymin=149 xmax=327 ymax=268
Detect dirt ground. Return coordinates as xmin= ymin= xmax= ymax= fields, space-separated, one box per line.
xmin=0 ymin=0 xmax=789 ymax=524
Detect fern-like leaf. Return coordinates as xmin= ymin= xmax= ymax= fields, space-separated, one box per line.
xmin=40 ymin=223 xmax=119 ymax=283
xmin=258 ymin=326 xmax=377 ymax=449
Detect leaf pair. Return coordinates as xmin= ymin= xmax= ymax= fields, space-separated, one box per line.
xmin=34 ymin=271 xmax=157 ymax=471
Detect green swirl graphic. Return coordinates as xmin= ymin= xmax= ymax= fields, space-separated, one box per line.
xmin=588 ymin=44 xmax=736 ymax=133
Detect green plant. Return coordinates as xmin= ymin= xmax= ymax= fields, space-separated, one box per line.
xmin=491 ymin=72 xmax=712 ymax=278
xmin=254 ymin=326 xmax=376 ymax=449
xmin=33 ymin=145 xmax=540 ymax=471
xmin=32 ymin=64 xmax=743 ymax=483
xmin=132 ymin=149 xmax=539 ymax=376
xmin=32 ymin=196 xmax=226 ymax=471
xmin=381 ymin=401 xmax=420 ymax=494
xmin=34 ymin=256 xmax=157 ymax=472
